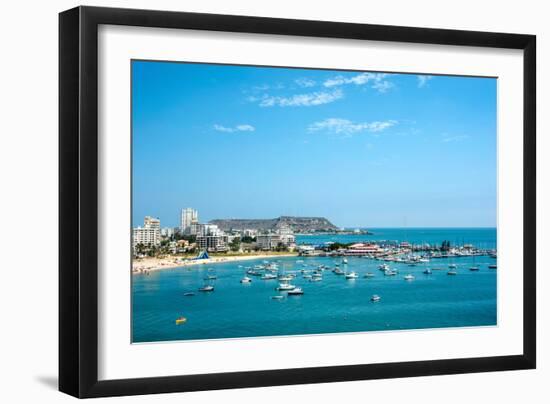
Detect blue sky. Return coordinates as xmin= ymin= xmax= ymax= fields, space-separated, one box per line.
xmin=132 ymin=61 xmax=496 ymax=228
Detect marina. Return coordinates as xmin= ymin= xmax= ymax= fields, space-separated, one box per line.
xmin=132 ymin=228 xmax=497 ymax=343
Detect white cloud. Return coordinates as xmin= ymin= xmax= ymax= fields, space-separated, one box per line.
xmin=213 ymin=124 xmax=255 ymax=133
xmin=442 ymin=134 xmax=469 ymax=143
xmin=295 ymin=78 xmax=316 ymax=88
xmin=323 ymin=72 xmax=394 ymax=93
xmin=417 ymin=75 xmax=433 ymax=88
xmin=259 ymin=89 xmax=343 ymax=107
xmin=308 ymin=118 xmax=397 ymax=136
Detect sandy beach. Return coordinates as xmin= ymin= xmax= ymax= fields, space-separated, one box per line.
xmin=132 ymin=252 xmax=299 ymax=273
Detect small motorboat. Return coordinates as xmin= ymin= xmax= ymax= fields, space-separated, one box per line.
xmin=447 ymin=270 xmax=457 ymax=276
xmin=240 ymin=276 xmax=252 ymax=283
xmin=333 ymin=268 xmax=345 ymax=275
xmin=287 ymin=287 xmax=304 ymax=295
xmin=423 ymin=269 xmax=432 ymax=275
xmin=488 ymin=264 xmax=497 ymax=269
xmin=198 ymin=285 xmax=214 ymax=292
xmin=204 ymin=275 xmax=217 ymax=280
xmin=278 ymin=275 xmax=293 ymax=281
xmin=364 ymin=272 xmax=375 ymax=278
xmin=309 ymin=277 xmax=322 ymax=282
xmin=345 ymin=272 xmax=359 ymax=279
xmin=469 ymin=266 xmax=480 ymax=271
xmin=183 ymin=292 xmax=195 ymax=297
xmin=277 ymin=283 xmax=295 ymax=291
xmin=384 ymin=270 xmax=397 ymax=276
xmin=342 ymin=258 xmax=348 ymax=265
xmin=448 ymin=264 xmax=457 ymax=269
xmin=370 ymin=294 xmax=381 ymax=302
xmin=404 ymin=274 xmax=415 ymax=281
xmin=175 ymin=317 xmax=187 ymax=325
xmin=261 ymin=273 xmax=277 ymax=280
xmin=271 ymin=295 xmax=284 ymax=300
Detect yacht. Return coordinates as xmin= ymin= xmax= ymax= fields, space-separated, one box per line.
xmin=370 ymin=294 xmax=381 ymax=302
xmin=277 ymin=283 xmax=295 ymax=291
xmin=278 ymin=275 xmax=293 ymax=281
xmin=345 ymin=272 xmax=359 ymax=279
xmin=240 ymin=276 xmax=252 ymax=283
xmin=287 ymin=287 xmax=304 ymax=295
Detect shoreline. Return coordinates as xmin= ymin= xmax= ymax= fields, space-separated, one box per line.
xmin=132 ymin=253 xmax=299 ymax=273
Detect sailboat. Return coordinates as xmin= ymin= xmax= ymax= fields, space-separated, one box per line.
xmin=469 ymin=254 xmax=480 ymax=271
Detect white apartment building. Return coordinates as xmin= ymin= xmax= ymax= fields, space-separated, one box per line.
xmin=133 ymin=216 xmax=161 ymax=250
xmin=180 ymin=208 xmax=198 ymax=234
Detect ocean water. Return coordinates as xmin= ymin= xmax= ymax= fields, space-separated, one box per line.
xmin=132 ymin=228 xmax=497 ymax=343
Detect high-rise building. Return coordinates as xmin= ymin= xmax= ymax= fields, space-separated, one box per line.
xmin=133 ymin=216 xmax=161 ymax=251
xmin=180 ymin=208 xmax=198 ymax=234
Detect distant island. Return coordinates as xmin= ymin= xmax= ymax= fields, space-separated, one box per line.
xmin=209 ymin=216 xmax=371 ymax=235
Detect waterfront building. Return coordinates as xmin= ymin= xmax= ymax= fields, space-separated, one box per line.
xmin=160 ymin=227 xmax=175 ymax=238
xmin=180 ymin=208 xmax=199 ymax=234
xmin=345 ymin=243 xmax=383 ymax=256
xmin=256 ymin=233 xmax=282 ymax=250
xmin=133 ymin=216 xmax=161 ymax=250
xmin=196 ymin=235 xmax=227 ymax=251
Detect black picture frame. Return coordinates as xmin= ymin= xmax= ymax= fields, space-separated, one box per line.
xmin=59 ymin=5 xmax=536 ymax=398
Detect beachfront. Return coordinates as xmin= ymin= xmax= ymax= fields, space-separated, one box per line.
xmin=132 ymin=252 xmax=298 ymax=273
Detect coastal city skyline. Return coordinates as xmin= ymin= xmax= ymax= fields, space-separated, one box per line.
xmin=132 ymin=61 xmax=497 ymax=229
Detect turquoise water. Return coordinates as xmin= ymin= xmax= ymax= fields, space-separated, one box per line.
xmin=132 ymin=228 xmax=497 ymax=343
xmin=296 ymin=227 xmax=497 ymax=248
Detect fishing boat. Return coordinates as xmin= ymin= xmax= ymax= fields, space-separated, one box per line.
xmin=345 ymin=272 xmax=359 ymax=279
xmin=404 ymin=274 xmax=415 ymax=281
xmin=240 ymin=276 xmax=252 ymax=283
xmin=175 ymin=317 xmax=187 ymax=325
xmin=364 ymin=272 xmax=375 ymax=278
xmin=370 ymin=294 xmax=381 ymax=302
xmin=198 ymin=285 xmax=214 ymax=292
xmin=287 ymin=287 xmax=304 ymax=295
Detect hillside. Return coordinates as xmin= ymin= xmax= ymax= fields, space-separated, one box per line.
xmin=209 ymin=216 xmax=339 ymax=233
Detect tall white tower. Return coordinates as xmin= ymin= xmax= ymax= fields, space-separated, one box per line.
xmin=181 ymin=208 xmax=198 ymax=234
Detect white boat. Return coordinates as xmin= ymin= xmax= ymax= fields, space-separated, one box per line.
xmin=303 ymin=274 xmax=312 ymax=279
xmin=278 ymin=275 xmax=293 ymax=281
xmin=261 ymin=273 xmax=277 ymax=280
xmin=345 ymin=272 xmax=359 ymax=279
xmin=342 ymin=258 xmax=348 ymax=264
xmin=309 ymin=277 xmax=322 ymax=282
xmin=371 ymin=294 xmax=381 ymax=302
xmin=384 ymin=270 xmax=397 ymax=276
xmin=333 ymin=268 xmax=345 ymax=275
xmin=379 ymin=263 xmax=390 ymax=271
xmin=404 ymin=274 xmax=415 ymax=281
xmin=198 ymin=285 xmax=214 ymax=292
xmin=277 ymin=283 xmax=295 ymax=291
xmin=423 ymin=269 xmax=432 ymax=275
xmin=469 ymin=266 xmax=480 ymax=271
xmin=364 ymin=272 xmax=375 ymax=278
xmin=287 ymin=287 xmax=304 ymax=295
xmin=271 ymin=295 xmax=284 ymax=300
xmin=448 ymin=264 xmax=457 ymax=269
xmin=447 ymin=270 xmax=457 ymax=275
xmin=240 ymin=276 xmax=252 ymax=283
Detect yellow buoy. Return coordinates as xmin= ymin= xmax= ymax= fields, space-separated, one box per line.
xmin=175 ymin=317 xmax=187 ymax=325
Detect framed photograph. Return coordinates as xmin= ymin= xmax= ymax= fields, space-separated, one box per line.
xmin=59 ymin=6 xmax=536 ymax=398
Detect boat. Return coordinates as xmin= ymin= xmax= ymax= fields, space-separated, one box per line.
xmin=423 ymin=268 xmax=432 ymax=275
xmin=469 ymin=266 xmax=480 ymax=271
xmin=448 ymin=264 xmax=457 ymax=269
xmin=345 ymin=272 xmax=359 ymax=279
xmin=175 ymin=317 xmax=187 ymax=325
xmin=488 ymin=264 xmax=497 ymax=269
xmin=364 ymin=272 xmax=375 ymax=278
xmin=447 ymin=270 xmax=457 ymax=276
xmin=287 ymin=287 xmax=304 ymax=295
xmin=404 ymin=274 xmax=415 ymax=281
xmin=278 ymin=275 xmax=293 ymax=281
xmin=342 ymin=258 xmax=348 ymax=264
xmin=240 ymin=276 xmax=252 ymax=283
xmin=309 ymin=277 xmax=322 ymax=282
xmin=378 ymin=263 xmax=390 ymax=271
xmin=277 ymin=283 xmax=295 ymax=291
xmin=312 ymin=273 xmax=322 ymax=278
xmin=204 ymin=275 xmax=217 ymax=280
xmin=370 ymin=294 xmax=381 ymax=302
xmin=183 ymin=292 xmax=195 ymax=296
xmin=198 ymin=285 xmax=214 ymax=292
xmin=384 ymin=270 xmax=397 ymax=276
xmin=333 ymin=268 xmax=345 ymax=275
xmin=271 ymin=295 xmax=284 ymax=300
xmin=261 ymin=273 xmax=277 ymax=280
